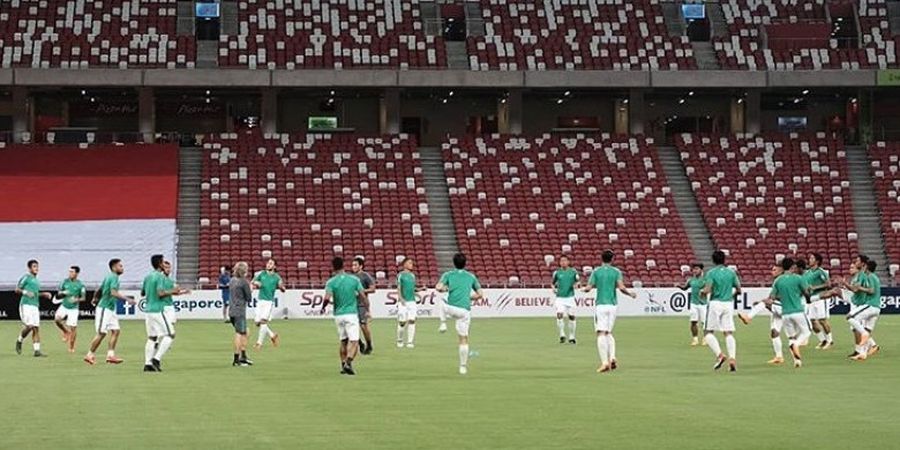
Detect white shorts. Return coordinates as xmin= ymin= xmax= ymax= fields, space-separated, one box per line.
xmin=397 ymin=301 xmax=418 ymax=322
xmin=782 ymin=312 xmax=811 ymax=343
xmin=55 ymin=306 xmax=79 ymax=327
xmin=555 ymin=297 xmax=576 ymax=315
xmin=848 ymin=304 xmax=880 ymax=331
xmin=807 ymin=298 xmax=830 ymax=321
xmin=94 ymin=307 xmax=120 ymax=334
xmin=443 ymin=304 xmax=471 ymax=337
xmin=770 ymin=303 xmax=783 ymax=332
xmin=146 ymin=310 xmax=176 ymax=337
xmin=255 ymin=300 xmax=274 ymax=323
xmin=705 ymin=301 xmax=735 ymax=332
xmin=689 ymin=304 xmax=707 ymax=322
xmin=164 ymin=305 xmax=177 ymax=323
xmin=20 ymin=304 xmax=40 ymax=327
xmin=335 ymin=314 xmax=360 ymax=341
xmin=594 ymin=304 xmax=618 ymax=332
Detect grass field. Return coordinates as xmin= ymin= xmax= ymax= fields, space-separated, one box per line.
xmin=1 ymin=316 xmax=898 ymax=449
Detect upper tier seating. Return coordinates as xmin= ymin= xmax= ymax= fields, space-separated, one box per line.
xmin=199 ymin=132 xmax=437 ymax=287
xmin=715 ymin=0 xmax=898 ymax=70
xmin=677 ymin=133 xmax=857 ymax=284
xmin=442 ymin=134 xmax=693 ymax=286
xmin=869 ymin=141 xmax=900 ymax=280
xmin=219 ymin=0 xmax=446 ymax=69
xmin=467 ymin=0 xmax=697 ymax=70
xmin=0 ymin=0 xmax=195 ymax=68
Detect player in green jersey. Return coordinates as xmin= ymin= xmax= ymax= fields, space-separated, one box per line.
xmin=678 ymin=263 xmax=708 ymax=346
xmin=15 ymin=259 xmax=53 ymax=357
xmin=252 ymin=258 xmax=286 ymax=350
xmin=396 ymin=257 xmax=424 ymax=349
xmin=581 ymin=250 xmax=637 ymax=374
xmin=842 ymin=257 xmax=882 ymax=361
xmin=804 ymin=253 xmax=840 ymax=349
xmin=552 ymin=255 xmax=581 ymax=344
xmin=143 ymin=258 xmax=189 ymax=372
xmin=436 ymin=253 xmax=484 ymax=375
xmin=84 ymin=259 xmax=134 ymax=365
xmin=53 ymin=266 xmax=86 ymax=353
xmin=321 ymin=257 xmax=366 ymax=375
xmin=701 ymin=251 xmax=741 ymax=372
xmin=765 ymin=258 xmax=811 ymax=368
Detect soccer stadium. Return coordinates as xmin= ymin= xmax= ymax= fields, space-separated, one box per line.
xmin=1 ymin=0 xmax=899 ymax=448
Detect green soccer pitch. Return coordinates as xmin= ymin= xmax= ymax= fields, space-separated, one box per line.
xmin=2 ymin=317 xmax=898 ymax=449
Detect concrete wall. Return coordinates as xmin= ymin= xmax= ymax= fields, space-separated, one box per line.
xmin=400 ymin=95 xmax=498 ymax=145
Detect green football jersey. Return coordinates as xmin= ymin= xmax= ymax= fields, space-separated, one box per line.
xmin=17 ymin=273 xmax=41 ymax=307
xmin=850 ymin=272 xmax=869 ymax=306
xmin=687 ymin=276 xmax=707 ymax=305
xmin=397 ymin=271 xmax=417 ymax=302
xmin=160 ymin=275 xmax=176 ymax=306
xmin=326 ymin=273 xmax=364 ymax=316
xmin=552 ymin=268 xmax=579 ymax=298
xmin=59 ymin=279 xmax=85 ymax=309
xmin=705 ymin=265 xmax=740 ymax=303
xmin=439 ymin=269 xmax=482 ymax=311
xmin=588 ymin=264 xmax=623 ymax=306
xmin=867 ymin=272 xmax=882 ymax=309
xmin=97 ymin=272 xmax=121 ymax=311
xmin=802 ymin=268 xmax=830 ymax=296
xmin=142 ymin=271 xmax=164 ymax=313
xmin=253 ymin=271 xmax=282 ymax=301
xmin=769 ymin=273 xmax=809 ymax=315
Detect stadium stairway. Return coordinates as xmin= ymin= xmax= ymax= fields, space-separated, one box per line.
xmin=662 ymin=2 xmax=686 ymax=38
xmin=890 ymin=2 xmax=900 ymax=38
xmin=708 ymin=2 xmax=728 ymax=40
xmin=176 ymin=147 xmax=202 ymax=286
xmin=657 ymin=146 xmax=716 ymax=266
xmin=177 ymin=1 xmax=194 ymax=36
xmin=196 ymin=41 xmax=219 ymax=68
xmin=691 ymin=42 xmax=720 ymax=70
xmin=446 ymin=41 xmax=470 ymax=70
xmin=847 ymin=145 xmax=891 ymax=280
xmin=419 ymin=146 xmax=461 ymax=273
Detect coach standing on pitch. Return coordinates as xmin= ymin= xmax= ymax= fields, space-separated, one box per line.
xmin=229 ymin=262 xmax=253 ymax=367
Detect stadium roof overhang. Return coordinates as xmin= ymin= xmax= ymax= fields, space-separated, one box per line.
xmin=0 ymin=68 xmax=878 ymax=89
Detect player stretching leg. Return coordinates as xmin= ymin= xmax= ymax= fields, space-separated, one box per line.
xmin=396 ymin=258 xmax=421 ymax=349
xmin=252 ymin=259 xmax=285 ymax=350
xmin=15 ymin=260 xmax=53 ymax=357
xmin=552 ymin=255 xmax=580 ymax=344
xmin=803 ymin=253 xmax=837 ymax=349
xmin=85 ymin=259 xmax=133 ymax=365
xmin=862 ymin=260 xmax=882 ymax=357
xmin=53 ymin=266 xmax=86 ymax=353
xmin=581 ymin=250 xmax=637 ymax=373
xmin=352 ymin=256 xmax=376 ymax=354
xmin=702 ymin=251 xmax=742 ymax=372
xmin=322 ymin=257 xmax=367 ymax=375
xmin=768 ymin=258 xmax=812 ymax=368
xmin=743 ymin=264 xmax=788 ymax=365
xmin=678 ymin=263 xmax=707 ymax=346
xmin=842 ymin=258 xmax=881 ymax=361
xmin=435 ymin=253 xmax=484 ymax=375
xmin=229 ymin=262 xmax=253 ymax=366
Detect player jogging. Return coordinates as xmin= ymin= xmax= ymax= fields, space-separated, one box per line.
xmin=581 ymin=250 xmax=637 ymax=373
xmin=396 ymin=257 xmax=422 ymax=349
xmin=552 ymin=255 xmax=580 ymax=344
xmin=84 ymin=259 xmax=133 ymax=365
xmin=842 ymin=257 xmax=881 ymax=361
xmin=803 ymin=253 xmax=837 ymax=349
xmin=322 ymin=257 xmax=367 ymax=375
xmin=15 ymin=259 xmax=53 ymax=357
xmin=143 ymin=259 xmax=189 ymax=372
xmin=351 ymin=256 xmax=376 ymax=354
xmin=252 ymin=258 xmax=285 ymax=350
xmin=702 ymin=250 xmax=741 ymax=372
xmin=766 ymin=258 xmax=812 ymax=368
xmin=678 ymin=263 xmax=707 ymax=346
xmin=53 ymin=266 xmax=86 ymax=353
xmin=435 ymin=253 xmax=484 ymax=375
xmin=229 ymin=261 xmax=254 ymax=367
